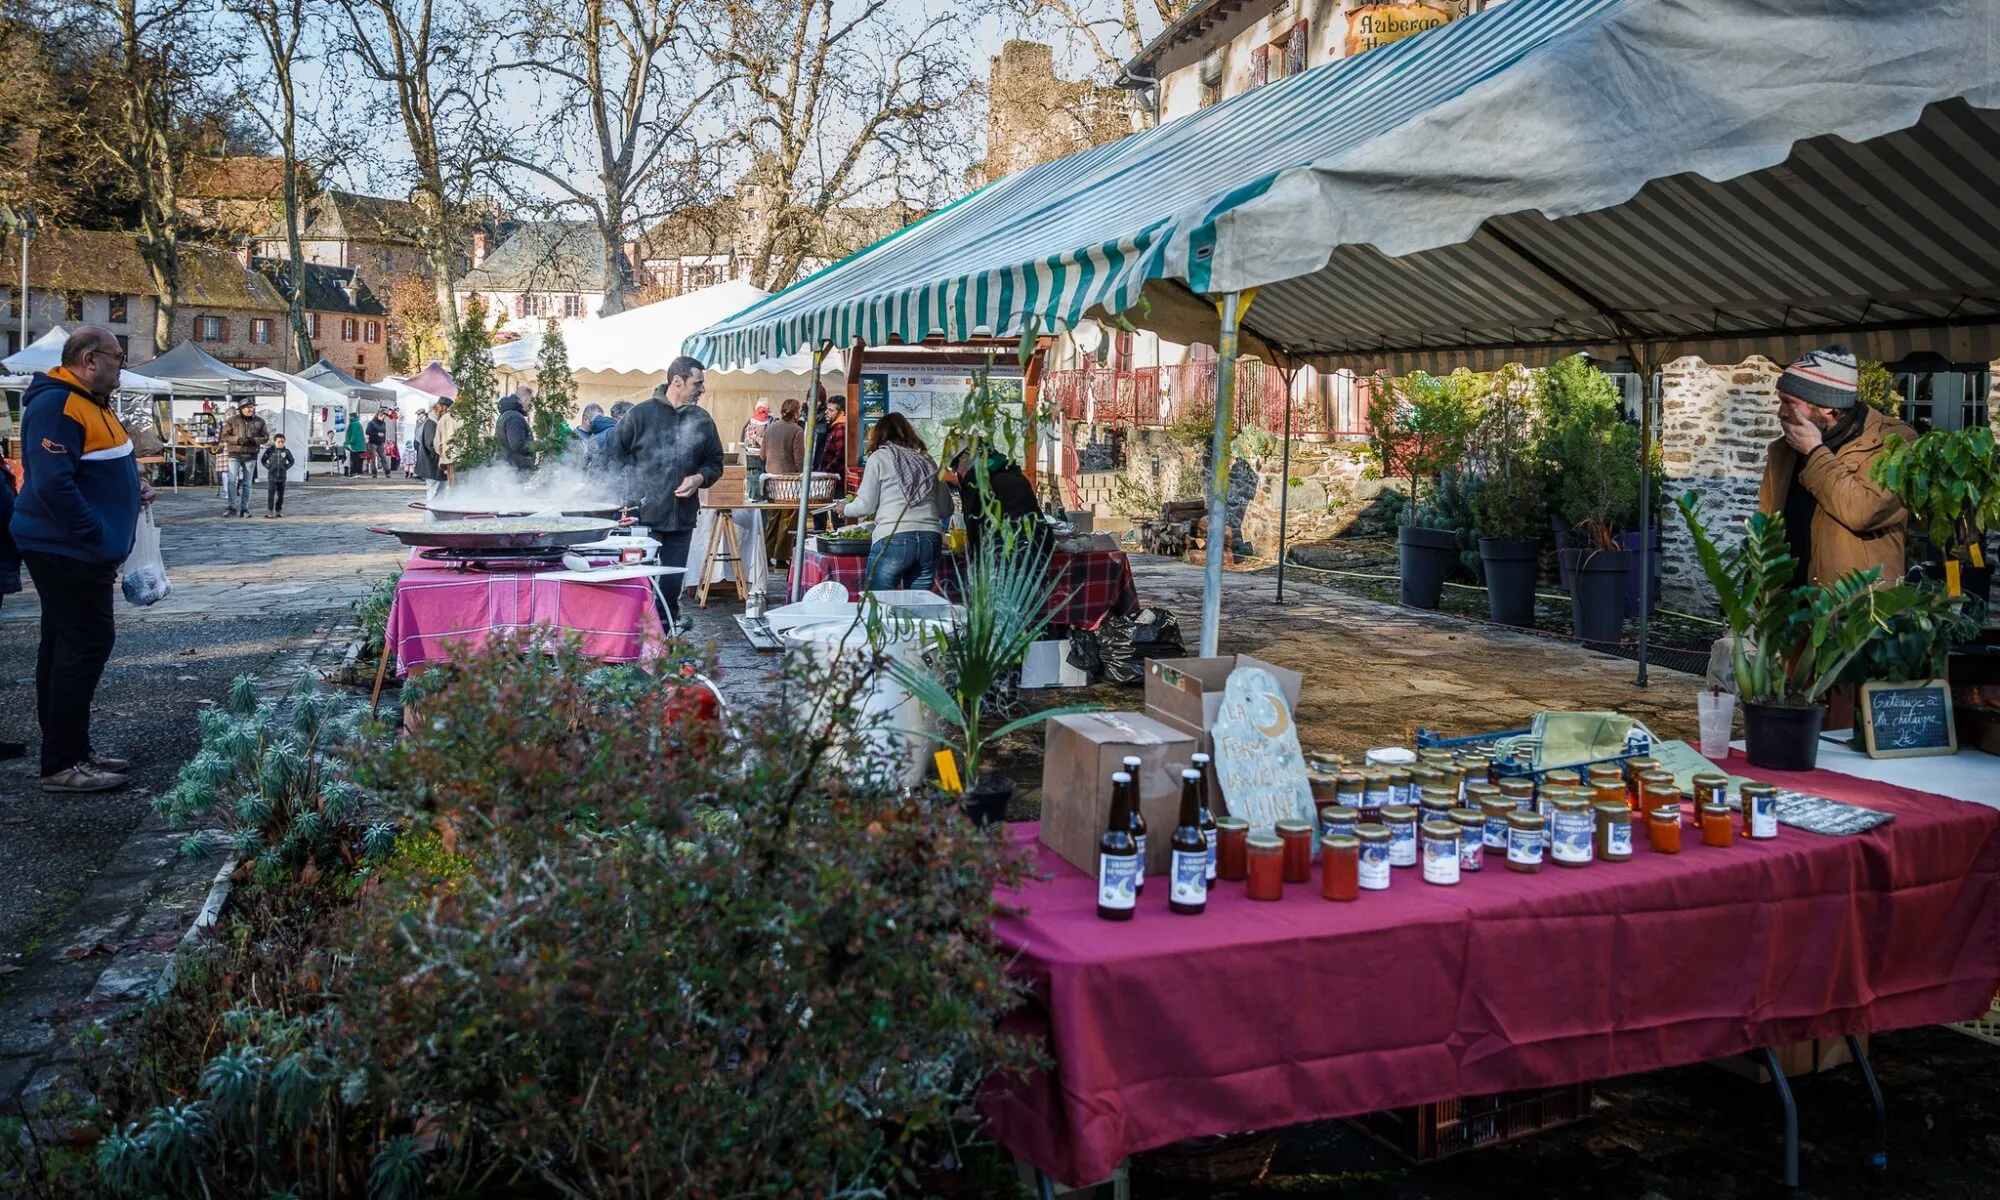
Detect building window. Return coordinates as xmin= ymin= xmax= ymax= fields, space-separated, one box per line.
xmin=308 ymin=312 xmax=320 ymax=338
xmin=250 ymin=318 xmax=272 ymax=344
xmin=560 ymin=294 xmax=584 ymax=318
xmin=354 ymin=360 xmax=367 ymax=381
xmin=115 ymin=334 xmax=129 ymax=355
xmin=516 ymin=293 xmax=547 ymax=318
xmin=365 ymin=320 xmax=380 ymax=344
xmin=1198 ymin=49 xmax=1224 ymax=108
xmin=340 ymin=317 xmax=358 ymax=341
xmin=64 ymin=291 xmax=84 ymax=322
xmin=108 ymin=294 xmax=128 ymax=324
xmin=1249 ymin=46 xmax=1270 ymax=89
xmin=195 ymin=315 xmax=226 ymax=342
xmin=1285 ymin=21 xmax=1308 ymax=77
xmin=4 ymin=331 xmax=15 ymax=355
xmin=1891 ymin=360 xmax=1992 ymax=433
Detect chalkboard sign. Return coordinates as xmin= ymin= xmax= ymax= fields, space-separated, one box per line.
xmin=1859 ymin=680 xmax=1957 ymax=759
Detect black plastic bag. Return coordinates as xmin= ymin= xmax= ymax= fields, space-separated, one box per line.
xmin=1066 ymin=627 xmax=1104 ymax=678
xmin=1129 ymin=607 xmax=1184 ymax=659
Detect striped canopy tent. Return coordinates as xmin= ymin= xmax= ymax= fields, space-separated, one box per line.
xmin=689 ymin=0 xmax=2000 ymax=658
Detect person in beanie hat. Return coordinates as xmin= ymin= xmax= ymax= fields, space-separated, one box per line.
xmin=1757 ymin=343 xmax=1912 ymax=588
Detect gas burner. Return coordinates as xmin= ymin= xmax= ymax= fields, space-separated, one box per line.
xmin=418 ymin=546 xmax=569 ymax=571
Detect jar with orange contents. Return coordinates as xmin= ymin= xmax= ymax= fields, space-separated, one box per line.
xmin=1699 ymin=802 xmax=1734 ymax=847
xmin=1246 ymin=833 xmax=1285 ymax=899
xmin=1623 ymin=756 xmax=1661 ymax=802
xmin=1648 ymin=800 xmax=1683 ymax=853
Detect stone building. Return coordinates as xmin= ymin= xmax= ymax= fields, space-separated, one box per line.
xmin=0 ymin=229 xmax=290 ymax=368
xmin=254 ymin=190 xmax=429 ymax=297
xmin=982 ymin=41 xmax=1134 ymax=181
xmin=178 ymin=156 xmax=300 ymax=238
xmin=256 ymin=260 xmax=390 ymax=381
xmin=453 ymin=221 xmax=625 ymax=338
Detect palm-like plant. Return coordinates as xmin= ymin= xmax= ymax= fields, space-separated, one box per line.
xmin=1676 ymin=491 xmax=1917 ymax=703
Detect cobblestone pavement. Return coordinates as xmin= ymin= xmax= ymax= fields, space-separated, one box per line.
xmin=0 ymin=475 xmax=415 ymax=1102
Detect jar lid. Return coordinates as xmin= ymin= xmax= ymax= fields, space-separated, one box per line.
xmin=1420 ymin=820 xmax=1460 ymax=838
xmin=1385 ymin=767 xmax=1411 ymax=782
xmin=1698 ymin=802 xmax=1730 ymax=815
xmin=1649 ymin=788 xmax=1682 ymax=804
xmin=1380 ymin=805 xmax=1418 ymax=820
xmin=1649 ymin=805 xmax=1682 ymax=820
xmin=1321 ymin=833 xmax=1359 ymax=850
xmin=1215 ymin=815 xmax=1250 ymax=830
xmin=1592 ymin=801 xmax=1631 ymax=817
xmin=1363 ymin=769 xmax=1389 ymax=782
xmin=1640 ymin=770 xmax=1675 ymax=783
xmin=1247 ymin=832 xmax=1283 ymax=849
xmin=1319 ymin=804 xmax=1358 ymax=819
xmin=1464 ymin=782 xmax=1499 ymax=798
xmin=1507 ymin=810 xmax=1546 ymax=827
xmin=1587 ymin=765 xmax=1625 ymax=780
xmin=1543 ymin=769 xmax=1582 ymax=784
xmin=1498 ymin=778 xmax=1535 ymax=794
xmin=1355 ymin=823 xmax=1391 ymax=840
xmin=1449 ymin=807 xmax=1484 ymax=827
xmin=1626 ymin=757 xmax=1661 ymax=770
xmin=1552 ymin=796 xmax=1590 ymax=811
xmin=1740 ymin=781 xmax=1777 ymax=795
xmin=1692 ymin=772 xmax=1729 ymax=784
xmin=1479 ymin=797 xmax=1515 ymax=815
xmin=1419 ymin=786 xmax=1456 ymax=804
xmin=1275 ymin=819 xmax=1313 ymax=834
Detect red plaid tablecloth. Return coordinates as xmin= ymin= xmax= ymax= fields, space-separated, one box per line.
xmin=792 ymin=547 xmax=1139 ymax=629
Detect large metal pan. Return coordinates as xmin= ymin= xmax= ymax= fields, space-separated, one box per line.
xmin=409 ymin=499 xmax=629 ymax=521
xmin=369 ymin=517 xmax=618 ymax=549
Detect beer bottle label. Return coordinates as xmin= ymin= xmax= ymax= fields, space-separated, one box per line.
xmin=1170 ymin=850 xmax=1207 ymax=906
xmin=1097 ymin=853 xmax=1138 ymax=910
xmin=1202 ymin=828 xmax=1217 ymax=881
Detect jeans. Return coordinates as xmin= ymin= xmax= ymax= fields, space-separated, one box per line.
xmin=655 ymin=527 xmax=694 ymax=625
xmin=864 ymin=531 xmax=940 ymax=592
xmin=22 ymin=551 xmax=116 ymax=776
xmin=226 ymin=456 xmax=255 ymax=513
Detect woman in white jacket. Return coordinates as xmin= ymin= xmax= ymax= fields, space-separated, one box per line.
xmin=842 ymin=413 xmax=951 ymax=590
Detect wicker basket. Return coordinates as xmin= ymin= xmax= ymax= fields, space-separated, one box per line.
xmin=763 ymin=472 xmax=841 ymax=502
xmin=1130 ymin=1131 xmax=1278 ymax=1187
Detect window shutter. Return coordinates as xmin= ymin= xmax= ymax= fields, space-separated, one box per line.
xmin=220 ymin=318 xmax=230 ymax=343
xmin=1288 ymin=21 xmax=1308 ymax=76
xmin=1250 ymin=46 xmax=1269 ymax=88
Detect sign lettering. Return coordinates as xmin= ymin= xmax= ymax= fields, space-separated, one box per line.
xmin=1344 ymin=2 xmax=1453 ymax=57
xmin=1210 ymin=666 xmax=1316 ymax=833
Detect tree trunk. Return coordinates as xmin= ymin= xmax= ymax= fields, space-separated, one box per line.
xmin=281 ymin=92 xmax=311 ymax=370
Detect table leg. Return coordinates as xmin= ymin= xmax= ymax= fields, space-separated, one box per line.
xmin=697 ymin=514 xmax=726 ymax=608
xmin=367 ymin=636 xmax=391 ymax=718
xmin=1761 ymin=1047 xmax=1800 ymax=1189
xmin=722 ymin=513 xmax=748 ymax=601
xmin=1846 ymin=1034 xmax=1887 ymax=1171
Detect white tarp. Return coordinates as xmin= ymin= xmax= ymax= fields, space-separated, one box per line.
xmin=6 ymin=325 xmax=175 ymax=394
xmin=250 ymin=368 xmax=347 ymax=481
xmin=494 ymin=280 xmax=824 ymax=377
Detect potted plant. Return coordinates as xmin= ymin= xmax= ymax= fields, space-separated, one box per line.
xmin=1536 ymin=356 xmax=1656 ymax=642
xmin=1367 ymin=370 xmax=1482 ymax=609
xmin=1471 ymin=365 xmax=1545 ymax=626
xmin=890 ymin=355 xmax=1097 ymax=823
xmin=1871 ymin=425 xmax=2000 ymax=606
xmin=1676 ymin=492 xmax=1917 ymax=770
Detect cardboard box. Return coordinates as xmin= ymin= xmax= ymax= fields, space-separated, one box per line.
xmin=1711 ymin=1036 xmax=1866 ymax=1082
xmin=1143 ymin=655 xmax=1304 ymax=756
xmin=1022 ymin=639 xmax=1089 ymax=689
xmin=1041 ymin=712 xmax=1197 ymax=878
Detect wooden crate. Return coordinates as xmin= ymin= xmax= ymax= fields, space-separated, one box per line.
xmin=1347 ymin=1083 xmax=1593 ymax=1163
xmin=701 ymin=464 xmax=747 ymax=507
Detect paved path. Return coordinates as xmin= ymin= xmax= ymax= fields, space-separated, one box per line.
xmin=0 ymin=476 xmax=416 ymax=1100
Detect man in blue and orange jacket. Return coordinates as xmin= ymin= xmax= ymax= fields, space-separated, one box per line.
xmin=11 ymin=326 xmax=154 ymax=792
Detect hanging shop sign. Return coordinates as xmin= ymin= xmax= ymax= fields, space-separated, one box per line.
xmin=1344 ymin=2 xmax=1454 ymax=57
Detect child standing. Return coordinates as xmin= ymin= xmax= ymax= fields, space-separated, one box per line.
xmin=261 ymin=435 xmax=295 ymax=518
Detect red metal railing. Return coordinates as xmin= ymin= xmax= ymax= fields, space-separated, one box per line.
xmin=1043 ymin=362 xmax=1371 ymax=438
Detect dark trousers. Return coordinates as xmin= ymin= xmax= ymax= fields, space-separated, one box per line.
xmin=267 ymin=478 xmax=286 ymax=513
xmin=655 ymin=528 xmax=693 ymax=625
xmin=22 ymin=551 xmax=116 ymax=776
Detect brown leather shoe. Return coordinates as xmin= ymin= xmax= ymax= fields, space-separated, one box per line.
xmin=42 ymin=764 xmax=128 ymax=793
xmin=90 ymin=753 xmax=131 ymax=772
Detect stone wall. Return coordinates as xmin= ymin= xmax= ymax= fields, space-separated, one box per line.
xmin=1087 ymin=427 xmax=1376 ymax=557
xmin=1657 ymin=356 xmax=1783 ymax=613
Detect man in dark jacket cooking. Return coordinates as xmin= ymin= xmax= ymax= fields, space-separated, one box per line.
xmin=610 ymin=356 xmax=722 ymax=624
xmin=496 ymin=391 xmax=535 ymax=472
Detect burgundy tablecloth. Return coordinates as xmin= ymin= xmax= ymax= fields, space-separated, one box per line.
xmin=387 ymin=560 xmax=669 ymax=676
xmin=986 ymin=757 xmax=2000 ymax=1185
xmin=792 ymin=547 xmax=1140 ymax=629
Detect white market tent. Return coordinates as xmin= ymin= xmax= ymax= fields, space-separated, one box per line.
xmin=687 ymin=0 xmax=2000 ymax=669
xmin=493 ymin=279 xmax=844 ymax=443
xmin=249 ymin=367 xmax=343 ymax=482
xmin=4 ymin=325 xmax=174 ymax=394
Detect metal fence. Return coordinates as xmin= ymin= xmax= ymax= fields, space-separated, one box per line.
xmin=1043 ymin=361 xmax=1372 ymax=438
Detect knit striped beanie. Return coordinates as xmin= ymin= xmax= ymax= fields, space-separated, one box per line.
xmin=1777 ymin=343 xmax=1859 ymax=409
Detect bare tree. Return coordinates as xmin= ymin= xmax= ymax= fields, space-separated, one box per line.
xmin=226 ymin=0 xmax=314 ymax=368
xmin=488 ymin=0 xmax=728 ymax=316
xmin=998 ymin=0 xmax=1196 ymax=97
xmin=718 ymin=0 xmax=972 ymax=292
xmin=333 ymin=0 xmax=487 ymax=338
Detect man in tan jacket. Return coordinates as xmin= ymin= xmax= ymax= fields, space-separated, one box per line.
xmin=1757 ymin=344 xmax=1913 ymax=587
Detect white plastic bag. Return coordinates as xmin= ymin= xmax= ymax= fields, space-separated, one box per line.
xmin=120 ymin=509 xmax=171 ymax=607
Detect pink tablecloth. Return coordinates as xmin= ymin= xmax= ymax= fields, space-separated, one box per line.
xmin=792 ymin=547 xmax=1141 ymax=629
xmin=985 ymin=756 xmax=2000 ymax=1185
xmin=387 ymin=560 xmax=669 ymax=676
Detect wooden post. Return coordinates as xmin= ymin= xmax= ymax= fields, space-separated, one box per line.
xmin=1021 ymin=340 xmax=1047 ymax=484
xmin=843 ymin=338 xmax=868 ymax=477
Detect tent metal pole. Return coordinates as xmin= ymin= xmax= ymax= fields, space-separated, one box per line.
xmin=788 ymin=342 xmax=830 ymax=604
xmin=1634 ymin=360 xmax=1655 ymax=688
xmin=1201 ymin=290 xmax=1254 ymax=655
xmin=1276 ymin=362 xmax=1298 ymax=604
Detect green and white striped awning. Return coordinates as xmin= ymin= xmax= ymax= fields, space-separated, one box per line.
xmin=690 ymin=0 xmax=2000 ymax=374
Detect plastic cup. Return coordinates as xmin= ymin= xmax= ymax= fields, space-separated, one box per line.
xmin=1697 ymin=691 xmax=1736 ymax=759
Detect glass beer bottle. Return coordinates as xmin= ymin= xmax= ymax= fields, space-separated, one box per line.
xmin=1191 ymin=751 xmax=1218 ymax=885
xmin=1169 ymin=769 xmax=1208 ymax=915
xmin=1097 ymin=771 xmax=1140 ymax=921
xmin=1121 ymin=755 xmax=1148 ymax=893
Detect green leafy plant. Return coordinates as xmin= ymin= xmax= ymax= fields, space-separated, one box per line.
xmin=1858 ymin=359 xmax=1904 ymax=418
xmin=530 ymin=317 xmax=576 ymax=460
xmin=1676 ymin=491 xmax=1917 ymax=703
xmin=353 ymin=564 xmax=402 ymax=664
xmin=1367 ymin=369 xmax=1483 ymax=526
xmin=445 ymin=294 xmax=499 ymax=468
xmin=1535 ymin=355 xmax=1658 ymax=549
xmin=1837 ymin=584 xmax=1983 ymax=685
xmin=1417 ymin=466 xmax=1484 ymax=575
xmin=1471 ymin=363 xmax=1547 ymax=543
xmin=1870 ymin=426 xmax=2000 ymax=560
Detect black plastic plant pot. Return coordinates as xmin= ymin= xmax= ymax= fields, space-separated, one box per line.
xmin=1398 ymin=525 xmax=1458 ymax=609
xmin=1743 ymin=701 xmax=1824 ymax=771
xmin=1562 ymin=547 xmax=1631 ymax=643
xmin=1479 ymin=538 xmax=1541 ymax=627
xmin=964 ymin=773 xmax=1015 ymax=827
